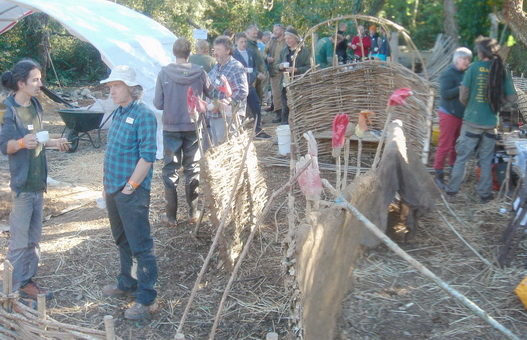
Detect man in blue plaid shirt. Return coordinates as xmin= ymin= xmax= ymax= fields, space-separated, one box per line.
xmin=207 ymin=35 xmax=248 ymax=144
xmin=100 ymin=65 xmax=159 ymax=320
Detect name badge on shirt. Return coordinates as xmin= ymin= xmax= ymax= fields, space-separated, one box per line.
xmin=125 ymin=117 xmax=134 ymax=124
xmin=27 ymin=124 xmax=34 ymax=131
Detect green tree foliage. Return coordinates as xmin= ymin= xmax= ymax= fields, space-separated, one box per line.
xmin=457 ymin=0 xmax=492 ymax=47
xmin=381 ymin=0 xmax=443 ymax=49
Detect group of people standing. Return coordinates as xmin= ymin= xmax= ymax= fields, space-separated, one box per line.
xmin=0 ymin=22 xmax=315 ymax=321
xmin=433 ymin=37 xmax=517 ymax=202
xmin=316 ymin=23 xmax=391 ymax=68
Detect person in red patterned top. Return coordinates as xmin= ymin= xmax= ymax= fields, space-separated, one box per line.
xmin=349 ymin=25 xmax=371 ymax=60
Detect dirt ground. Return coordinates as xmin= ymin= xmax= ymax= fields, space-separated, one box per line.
xmin=1 ymin=92 xmax=527 ymax=339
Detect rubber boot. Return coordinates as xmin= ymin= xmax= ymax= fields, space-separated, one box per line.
xmin=185 ymin=178 xmax=200 ymax=222
xmin=164 ymin=187 xmax=178 ymax=224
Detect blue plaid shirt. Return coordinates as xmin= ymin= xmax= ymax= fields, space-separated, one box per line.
xmin=207 ymin=56 xmax=248 ymax=118
xmin=104 ymin=100 xmax=157 ymax=194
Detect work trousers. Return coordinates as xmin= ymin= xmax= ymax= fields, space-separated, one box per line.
xmin=446 ymin=123 xmax=496 ymax=198
xmin=162 ymin=130 xmax=200 ymax=221
xmin=106 ymin=187 xmax=158 ymax=305
xmin=8 ymin=191 xmax=43 ymax=291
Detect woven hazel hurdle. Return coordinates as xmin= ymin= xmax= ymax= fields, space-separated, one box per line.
xmin=200 ymin=131 xmax=267 ymax=271
xmin=286 ymin=15 xmax=434 ymax=166
xmin=0 ymin=260 xmax=120 ymax=340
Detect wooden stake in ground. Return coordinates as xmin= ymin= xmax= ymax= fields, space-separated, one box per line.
xmin=176 ymin=138 xmax=253 ymax=336
xmin=321 ymin=179 xmax=521 ymax=340
xmin=3 ymin=260 xmax=13 ymax=312
xmin=208 ymin=159 xmax=313 ymax=339
xmin=104 ymin=315 xmax=115 ymax=340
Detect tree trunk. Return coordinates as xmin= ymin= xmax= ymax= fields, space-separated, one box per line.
xmin=502 ymin=0 xmax=527 ymax=46
xmin=443 ymin=0 xmax=459 ymax=44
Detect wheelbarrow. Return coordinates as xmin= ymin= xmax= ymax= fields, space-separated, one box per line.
xmin=57 ymin=109 xmax=110 ymax=152
xmin=41 ymin=86 xmax=113 ymax=153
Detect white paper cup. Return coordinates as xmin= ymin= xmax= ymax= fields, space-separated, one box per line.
xmin=36 ymin=131 xmax=49 ymax=144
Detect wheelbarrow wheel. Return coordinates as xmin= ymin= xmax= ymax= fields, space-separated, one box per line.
xmin=65 ymin=128 xmax=79 ymax=153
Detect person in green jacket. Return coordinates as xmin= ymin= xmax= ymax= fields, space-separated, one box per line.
xmin=189 ymin=40 xmax=216 ymax=73
xmin=315 ymin=34 xmax=344 ymax=69
xmin=278 ymin=26 xmax=311 ymax=125
xmin=445 ymin=37 xmax=517 ymax=202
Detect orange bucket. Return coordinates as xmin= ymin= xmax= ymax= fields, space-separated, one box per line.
xmin=514 ymin=276 xmax=527 ymax=309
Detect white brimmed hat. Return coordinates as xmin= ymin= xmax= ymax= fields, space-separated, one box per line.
xmin=100 ymin=65 xmax=141 ymax=87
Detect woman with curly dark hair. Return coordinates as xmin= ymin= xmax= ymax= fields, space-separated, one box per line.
xmin=445 ymin=37 xmax=517 ymax=202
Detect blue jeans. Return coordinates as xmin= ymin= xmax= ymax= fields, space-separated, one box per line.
xmin=105 ymin=187 xmax=158 ymax=305
xmin=8 ymin=191 xmax=43 ymax=290
xmin=162 ymin=130 xmax=200 ymax=220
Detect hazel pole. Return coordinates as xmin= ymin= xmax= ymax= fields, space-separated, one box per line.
xmin=321 ymin=178 xmax=521 ymax=340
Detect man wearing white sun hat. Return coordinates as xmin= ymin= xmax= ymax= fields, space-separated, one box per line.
xmin=99 ymin=65 xmax=159 ymax=320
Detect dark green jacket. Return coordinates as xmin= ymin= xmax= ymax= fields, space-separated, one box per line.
xmin=247 ymin=39 xmax=265 ymax=74
xmin=438 ymin=64 xmax=465 ymax=119
xmin=279 ymin=45 xmax=311 ymax=75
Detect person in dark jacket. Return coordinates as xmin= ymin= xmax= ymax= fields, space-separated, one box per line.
xmin=433 ymin=47 xmax=472 ymax=186
xmin=0 ymin=59 xmax=69 ymax=300
xmin=245 ymin=24 xmax=267 ymax=102
xmin=335 ymin=22 xmax=349 ymax=64
xmin=279 ymin=26 xmax=311 ymax=125
xmin=233 ymin=32 xmax=271 ymax=138
xmin=154 ymin=38 xmax=211 ymax=226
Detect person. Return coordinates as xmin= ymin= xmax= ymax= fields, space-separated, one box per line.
xmin=336 ymin=22 xmax=349 ymax=64
xmin=189 ymin=39 xmax=216 ymax=73
xmin=278 ymin=26 xmax=311 ymax=125
xmin=445 ymin=37 xmax=517 ymax=202
xmin=433 ymin=47 xmax=473 ymax=187
xmin=264 ymin=24 xmax=286 ymax=123
xmin=349 ymin=25 xmax=371 ymax=60
xmin=233 ymin=33 xmax=271 ymax=138
xmin=0 ymin=59 xmax=69 ymax=300
xmin=371 ymin=27 xmax=391 ymax=61
xmin=154 ymin=38 xmax=211 ymax=227
xmin=368 ymin=25 xmax=379 ymax=58
xmin=207 ymin=35 xmax=249 ymax=145
xmin=246 ymin=24 xmax=267 ymax=103
xmin=315 ymin=33 xmax=344 ymax=68
xmin=100 ymin=65 xmax=159 ymax=320
xmin=261 ymin=31 xmax=272 ymax=46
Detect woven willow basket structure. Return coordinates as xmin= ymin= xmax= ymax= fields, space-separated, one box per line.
xmin=285 ymin=15 xmax=435 ymax=165
xmin=287 ymin=60 xmax=434 ymax=164
xmin=513 ymin=77 xmax=527 ymax=123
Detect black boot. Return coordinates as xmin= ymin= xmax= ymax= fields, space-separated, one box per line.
xmin=185 ymin=178 xmax=200 ymax=222
xmin=434 ymin=170 xmax=445 ymax=190
xmin=163 ymin=187 xmax=178 ymax=226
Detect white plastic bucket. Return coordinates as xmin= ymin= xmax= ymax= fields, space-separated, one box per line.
xmin=276 ymin=125 xmax=291 ymax=155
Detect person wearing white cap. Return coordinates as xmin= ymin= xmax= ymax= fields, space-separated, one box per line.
xmin=99 ymin=65 xmax=159 ymax=320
